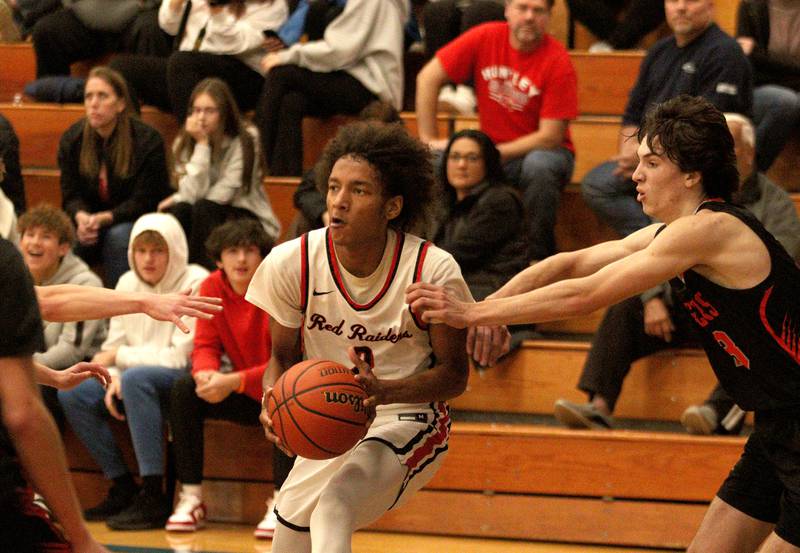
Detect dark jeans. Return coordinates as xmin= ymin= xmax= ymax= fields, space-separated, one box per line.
xmin=578 ymin=294 xmax=699 ymax=413
xmin=566 ymin=0 xmax=665 ymax=49
xmin=170 ymin=373 xmax=294 ymax=490
xmin=256 ymin=65 xmax=377 ymax=176
xmin=32 ymin=7 xmax=168 ymax=78
xmin=167 ymin=199 xmax=259 ymax=270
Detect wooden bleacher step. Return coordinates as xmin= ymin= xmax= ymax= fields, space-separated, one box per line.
xmin=67 ymin=419 xmax=743 ymax=548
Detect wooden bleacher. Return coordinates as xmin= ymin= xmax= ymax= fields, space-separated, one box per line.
xmin=1 ymin=18 xmax=791 ymax=545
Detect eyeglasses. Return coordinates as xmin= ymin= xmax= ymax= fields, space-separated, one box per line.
xmin=190 ymin=106 xmax=219 ymax=116
xmin=447 ymin=153 xmax=483 ymax=163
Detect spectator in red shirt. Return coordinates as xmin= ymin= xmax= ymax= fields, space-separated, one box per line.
xmin=416 ymin=0 xmax=578 ymax=260
xmin=166 ymin=218 xmax=292 ymax=539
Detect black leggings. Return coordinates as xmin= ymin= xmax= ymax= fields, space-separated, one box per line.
xmin=169 ymin=372 xmax=294 ymax=490
xmin=255 ymin=65 xmax=376 ymax=176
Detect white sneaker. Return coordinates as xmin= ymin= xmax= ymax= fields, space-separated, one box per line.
xmin=437 ymin=84 xmax=477 ymax=115
xmin=254 ymin=495 xmax=277 ymax=539
xmin=588 ymin=41 xmax=613 ymax=53
xmin=165 ymin=492 xmax=206 ymax=532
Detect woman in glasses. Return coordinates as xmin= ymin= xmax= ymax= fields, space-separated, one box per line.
xmin=158 ymin=78 xmax=280 ymax=269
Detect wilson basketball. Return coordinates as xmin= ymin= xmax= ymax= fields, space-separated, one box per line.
xmin=268 ymin=359 xmax=370 ymax=460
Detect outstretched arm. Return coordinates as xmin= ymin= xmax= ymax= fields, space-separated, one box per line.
xmin=36 ymin=285 xmax=222 ymax=333
xmin=408 ymin=218 xmax=712 ymax=328
xmin=35 ymin=361 xmax=110 ymax=389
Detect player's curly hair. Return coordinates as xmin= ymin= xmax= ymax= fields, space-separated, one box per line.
xmin=638 ymin=95 xmax=738 ymax=201
xmin=315 ymin=122 xmax=435 ymax=234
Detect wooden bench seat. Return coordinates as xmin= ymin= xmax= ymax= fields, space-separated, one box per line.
xmin=68 ymin=417 xmax=743 ymax=548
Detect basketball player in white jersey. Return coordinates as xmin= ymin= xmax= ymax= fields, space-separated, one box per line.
xmin=246 ymin=122 xmax=480 ymax=553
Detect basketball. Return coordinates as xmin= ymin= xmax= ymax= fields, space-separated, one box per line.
xmin=268 ymin=359 xmax=370 ymax=460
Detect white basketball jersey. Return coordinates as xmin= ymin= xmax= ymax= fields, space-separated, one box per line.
xmin=247 ymin=227 xmax=471 ymax=389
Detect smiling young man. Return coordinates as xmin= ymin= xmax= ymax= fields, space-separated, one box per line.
xmin=245 ymin=122 xmax=476 ymax=553
xmin=408 ymin=95 xmax=800 ymax=551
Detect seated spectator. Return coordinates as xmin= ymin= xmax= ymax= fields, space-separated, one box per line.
xmin=736 ymin=0 xmax=800 ymax=172
xmin=434 ymin=129 xmax=533 ymax=352
xmin=59 ymin=67 xmax=172 ymax=287
xmin=581 ymin=0 xmax=752 ymax=238
xmin=255 ymin=0 xmax=407 ymax=176
xmin=111 ymin=0 xmax=288 ymax=119
xmin=157 ymin=78 xmax=280 ymax=270
xmin=290 ymin=100 xmax=401 ymax=237
xmin=58 ymin=213 xmax=208 ymax=529
xmin=416 ymin=0 xmax=578 ymax=261
xmin=31 ymin=0 xmax=169 ymax=79
xmin=18 ymin=205 xmax=107 ymax=424
xmin=0 ymin=113 xmax=24 ymax=216
xmin=166 ymin=219 xmax=292 ymax=539
xmin=554 ymin=113 xmax=800 ymax=432
xmin=434 ymin=130 xmax=528 ymax=301
xmin=566 ymin=0 xmax=665 ymax=52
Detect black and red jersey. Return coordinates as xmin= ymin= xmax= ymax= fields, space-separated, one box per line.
xmin=669 ymin=200 xmax=800 ymax=412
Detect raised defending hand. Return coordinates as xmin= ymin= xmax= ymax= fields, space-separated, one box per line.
xmin=405 ymin=282 xmax=471 ymax=328
xmin=141 ymin=288 xmax=222 ymax=333
xmin=468 ymin=325 xmax=511 ymax=368
xmin=260 ymin=387 xmax=295 ymax=457
xmin=53 ymin=362 xmax=111 ymax=390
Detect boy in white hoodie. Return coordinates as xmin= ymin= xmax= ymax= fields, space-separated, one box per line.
xmin=58 ymin=213 xmax=208 ymax=531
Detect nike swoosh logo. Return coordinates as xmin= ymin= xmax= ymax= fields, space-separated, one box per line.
xmin=312 ymin=290 xmax=334 ymax=296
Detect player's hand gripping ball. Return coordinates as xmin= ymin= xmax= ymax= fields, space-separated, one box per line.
xmin=268 ymin=359 xmax=370 ymax=459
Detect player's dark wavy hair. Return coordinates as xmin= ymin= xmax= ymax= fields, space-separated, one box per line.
xmin=637 ymin=95 xmax=738 ymax=201
xmin=316 ymin=122 xmax=435 ymax=234
xmin=205 ymin=218 xmax=273 ymax=262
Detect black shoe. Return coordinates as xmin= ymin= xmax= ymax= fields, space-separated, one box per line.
xmin=106 ymin=491 xmax=170 ymax=530
xmin=84 ymin=481 xmax=138 ymax=521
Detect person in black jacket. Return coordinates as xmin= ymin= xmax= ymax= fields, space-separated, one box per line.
xmin=59 ymin=67 xmax=171 ymax=287
xmin=736 ymin=0 xmax=800 ymax=172
xmin=434 ymin=129 xmax=532 ymax=352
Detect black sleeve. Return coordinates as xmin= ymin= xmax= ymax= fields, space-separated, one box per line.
xmin=110 ymin=125 xmax=171 ymax=223
xmin=58 ymin=127 xmax=91 ymax=219
xmin=695 ymin=40 xmax=753 ymax=117
xmin=437 ymin=189 xmax=524 ymax=271
xmin=622 ymin=47 xmax=657 ymax=126
xmin=293 ymin=168 xmax=326 ymax=224
xmin=0 ymin=239 xmax=44 ymax=357
xmin=0 ymin=116 xmax=25 ymax=215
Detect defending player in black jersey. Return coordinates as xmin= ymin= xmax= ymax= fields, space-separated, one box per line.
xmin=408 ymin=95 xmax=800 ymax=552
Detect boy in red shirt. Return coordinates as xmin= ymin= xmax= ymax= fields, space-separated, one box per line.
xmin=166 ymin=218 xmax=292 ymax=538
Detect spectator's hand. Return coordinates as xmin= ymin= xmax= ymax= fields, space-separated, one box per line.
xmin=75 ymin=211 xmax=99 ymax=245
xmin=611 ymin=152 xmax=638 ymax=179
xmin=406 ymin=282 xmax=472 ymax=328
xmin=53 ymin=362 xmax=111 ymax=390
xmin=263 ymin=35 xmax=286 ymax=53
xmin=737 ymin=36 xmax=755 ymax=56
xmin=158 ymin=196 xmax=175 ymax=212
xmin=643 ymin=297 xmax=675 ymax=342
xmin=192 ymin=370 xmax=215 ymax=386
xmin=104 ymin=375 xmax=125 ymax=421
xmin=260 ymin=52 xmax=283 ymax=74
xmin=468 ymin=325 xmax=511 ymax=368
xmin=195 ymin=372 xmax=238 ymax=403
xmin=424 ymin=137 xmax=449 ymax=151
xmin=141 ymin=288 xmax=223 ymax=333
xmin=260 ymin=387 xmax=295 ymax=456
xmin=185 ymin=113 xmax=208 ymax=145
xmin=92 ymin=348 xmax=117 ymax=368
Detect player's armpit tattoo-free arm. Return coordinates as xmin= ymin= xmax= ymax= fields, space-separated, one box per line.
xmin=36 ymin=284 xmax=222 ymax=333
